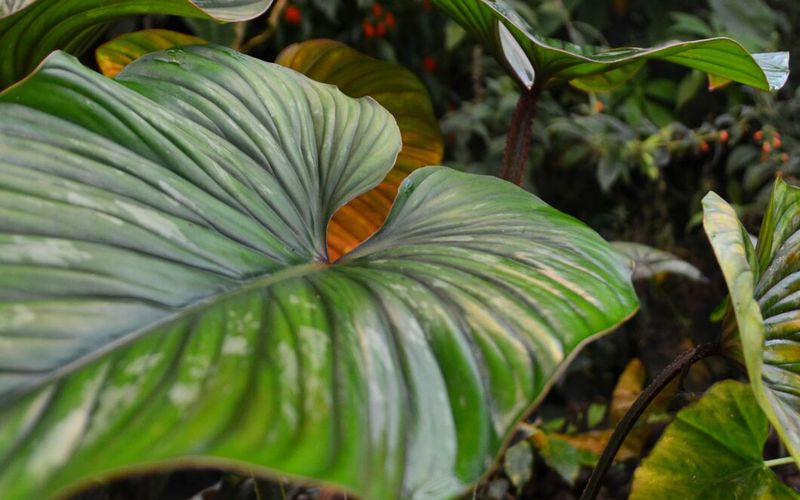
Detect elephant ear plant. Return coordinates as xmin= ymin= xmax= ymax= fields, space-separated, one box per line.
xmin=0 ymin=45 xmax=639 ymax=499
xmin=430 ymin=0 xmax=790 ymax=184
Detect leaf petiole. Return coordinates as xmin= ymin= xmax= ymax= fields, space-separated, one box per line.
xmin=764 ymin=457 xmax=796 ymax=468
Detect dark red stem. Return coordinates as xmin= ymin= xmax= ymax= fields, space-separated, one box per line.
xmin=500 ymin=86 xmax=540 ymax=185
xmin=579 ymin=342 xmax=719 ymax=500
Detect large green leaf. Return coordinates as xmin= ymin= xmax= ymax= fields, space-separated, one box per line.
xmin=431 ymin=0 xmax=789 ymax=92
xmin=0 ymin=46 xmax=637 ymax=499
xmin=703 ymin=180 xmax=800 ymax=468
xmin=631 ymin=380 xmax=797 ymax=499
xmin=0 ymin=0 xmax=273 ymax=87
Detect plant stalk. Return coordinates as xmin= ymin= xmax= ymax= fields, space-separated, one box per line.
xmin=500 ymin=86 xmax=540 ymax=185
xmin=765 ymin=457 xmax=796 ymax=468
xmin=579 ymin=342 xmax=719 ymax=500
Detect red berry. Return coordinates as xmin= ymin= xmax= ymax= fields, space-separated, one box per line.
xmin=284 ymin=5 xmax=302 ymax=24
xmin=372 ymin=3 xmax=383 ymax=17
xmin=423 ymin=56 xmax=437 ymax=72
xmin=363 ymin=20 xmax=376 ymax=38
xmin=385 ymin=12 xmax=396 ymax=27
xmin=376 ymin=22 xmax=387 ymax=37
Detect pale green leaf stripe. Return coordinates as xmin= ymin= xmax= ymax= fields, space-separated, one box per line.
xmin=0 ymin=46 xmax=637 ymax=499
xmin=631 ymin=381 xmax=797 ymax=499
xmin=431 ymin=0 xmax=789 ymax=91
xmin=703 ymin=185 xmax=800 ymax=468
xmin=0 ymin=0 xmax=273 ymax=87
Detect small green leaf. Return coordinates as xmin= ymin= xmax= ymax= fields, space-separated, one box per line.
xmin=430 ymin=0 xmax=789 ymax=91
xmin=0 ymin=46 xmax=638 ymax=499
xmin=504 ymin=440 xmax=534 ymax=490
xmin=612 ymin=242 xmax=707 ymax=283
xmin=0 ymin=0 xmax=273 ymax=87
xmin=631 ymin=381 xmax=797 ymax=499
xmin=531 ymin=430 xmax=599 ymax=484
xmin=703 ymin=180 xmax=800 ymax=468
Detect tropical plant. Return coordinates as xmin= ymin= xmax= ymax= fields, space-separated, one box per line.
xmin=0 ymin=1 xmax=799 ymax=499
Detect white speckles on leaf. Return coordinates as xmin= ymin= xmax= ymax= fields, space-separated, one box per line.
xmin=0 ymin=305 xmax=35 ymax=329
xmin=169 ymin=383 xmax=200 ymax=406
xmin=276 ymin=341 xmax=299 ymax=428
xmin=115 ymin=200 xmax=191 ymax=246
xmin=65 ymin=191 xmax=104 ymax=210
xmin=4 ymin=237 xmax=92 ymax=266
xmin=29 ymin=369 xmax=107 ymax=478
xmin=222 ymin=335 xmax=248 ymax=356
xmin=125 ymin=353 xmax=163 ymax=376
xmin=30 ymin=408 xmax=89 ymax=478
xmin=158 ymin=180 xmax=201 ymax=212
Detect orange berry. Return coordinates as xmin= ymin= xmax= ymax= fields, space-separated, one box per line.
xmin=284 ymin=4 xmax=302 ymax=24
xmin=781 ymin=153 xmax=790 ymax=163
xmin=773 ymin=136 xmax=782 ymax=148
xmin=754 ymin=130 xmax=764 ymax=141
xmin=719 ymin=130 xmax=729 ymax=143
xmin=699 ymin=142 xmax=710 ymax=153
xmin=763 ymin=142 xmax=772 ymax=153
xmin=594 ymin=100 xmax=605 ymax=113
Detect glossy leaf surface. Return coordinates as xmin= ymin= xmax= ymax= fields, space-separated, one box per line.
xmin=96 ymin=29 xmax=207 ymax=78
xmin=0 ymin=0 xmax=273 ymax=87
xmin=276 ymin=39 xmax=444 ymax=259
xmin=631 ymin=381 xmax=796 ymax=499
xmin=703 ymin=180 xmax=800 ymax=467
xmin=0 ymin=46 xmax=638 ymax=499
xmin=431 ymin=0 xmax=789 ymax=92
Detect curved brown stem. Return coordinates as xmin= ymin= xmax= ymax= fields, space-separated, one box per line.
xmin=579 ymin=342 xmax=719 ymax=500
xmin=500 ymin=86 xmax=540 ymax=185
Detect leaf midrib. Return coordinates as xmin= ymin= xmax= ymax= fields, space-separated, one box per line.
xmin=1 ymin=260 xmax=327 ymax=406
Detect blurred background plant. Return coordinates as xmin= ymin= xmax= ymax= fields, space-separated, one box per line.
xmin=72 ymin=0 xmax=799 ymax=498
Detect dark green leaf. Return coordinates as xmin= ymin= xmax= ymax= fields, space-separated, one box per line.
xmin=0 ymin=0 xmax=273 ymax=87
xmin=430 ymin=0 xmax=789 ymax=92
